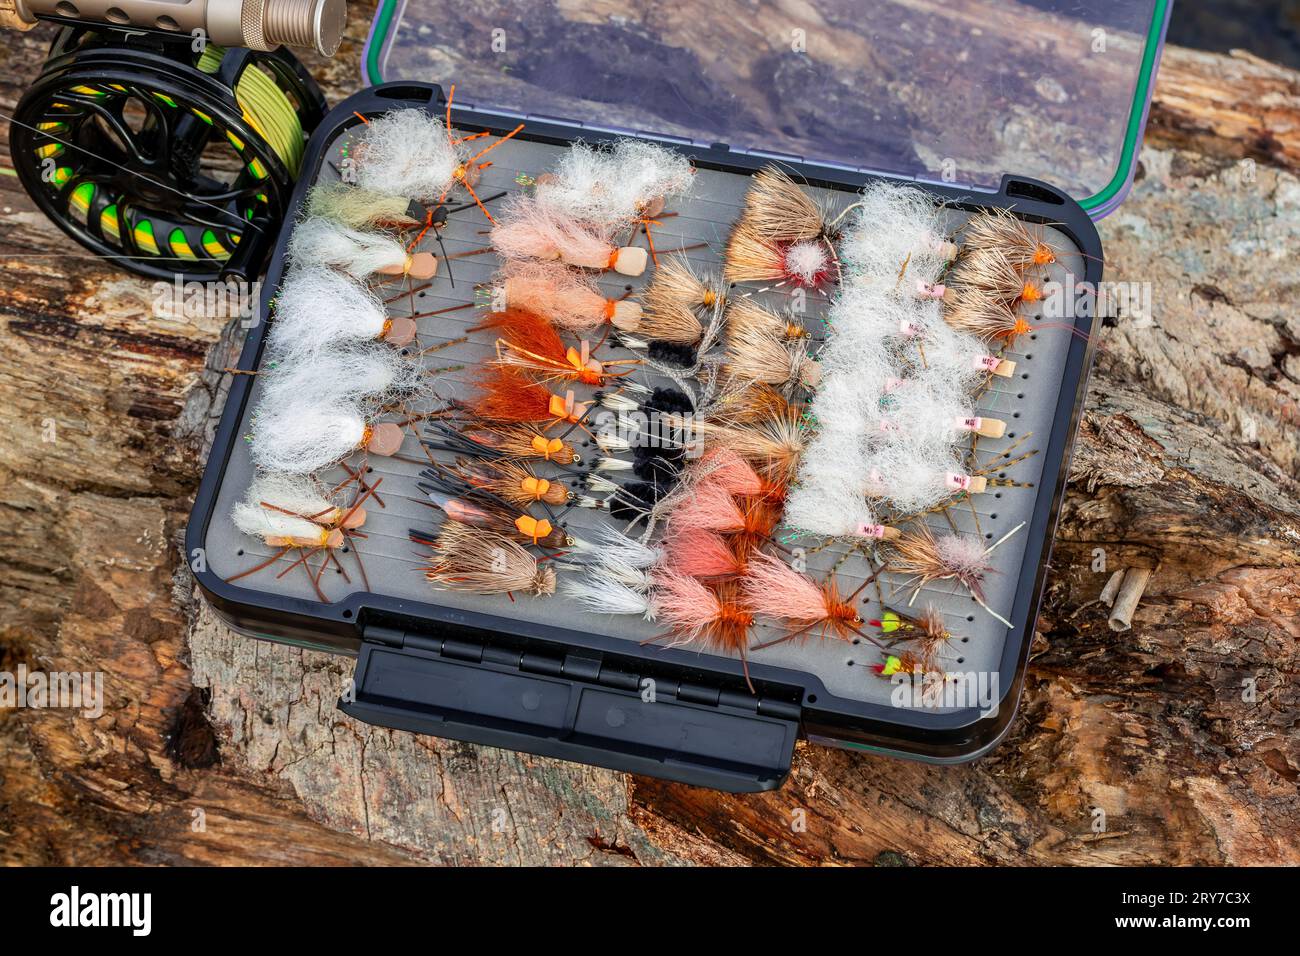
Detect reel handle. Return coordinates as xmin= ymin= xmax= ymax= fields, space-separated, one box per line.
xmin=219 ymin=214 xmax=277 ymax=284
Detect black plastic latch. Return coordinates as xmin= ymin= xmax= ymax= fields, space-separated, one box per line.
xmin=338 ymin=629 xmax=799 ymax=793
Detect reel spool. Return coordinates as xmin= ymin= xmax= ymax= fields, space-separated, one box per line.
xmin=10 ymin=27 xmax=327 ymax=281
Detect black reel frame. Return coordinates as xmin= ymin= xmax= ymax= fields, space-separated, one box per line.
xmin=10 ymin=26 xmax=328 ymax=282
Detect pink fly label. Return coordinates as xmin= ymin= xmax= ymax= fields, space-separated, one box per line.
xmin=898 ymin=319 xmax=920 ymax=336
xmin=957 ymin=416 xmax=982 ymax=431
xmin=975 ymin=355 xmax=1001 ymax=371
xmin=856 ymin=524 xmax=888 ymax=539
xmin=946 ymin=473 xmax=973 ymax=491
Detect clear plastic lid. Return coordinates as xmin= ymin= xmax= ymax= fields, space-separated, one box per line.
xmin=364 ymin=0 xmax=1171 ymax=217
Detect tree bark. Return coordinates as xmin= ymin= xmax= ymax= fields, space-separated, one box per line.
xmin=1 ymin=11 xmax=1296 ymax=865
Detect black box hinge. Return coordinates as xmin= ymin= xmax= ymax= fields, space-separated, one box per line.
xmin=362 ymin=624 xmax=406 ymax=648
xmin=347 ymin=625 xmax=799 ymax=792
xmin=367 ymin=625 xmax=797 ymax=720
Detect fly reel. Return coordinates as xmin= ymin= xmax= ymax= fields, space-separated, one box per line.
xmin=10 ymin=27 xmax=327 ymax=281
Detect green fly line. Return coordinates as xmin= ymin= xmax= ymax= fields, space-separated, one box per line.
xmin=198 ymin=44 xmax=305 ymax=177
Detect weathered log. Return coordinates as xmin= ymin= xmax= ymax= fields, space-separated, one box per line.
xmin=0 ymin=9 xmax=1296 ymax=865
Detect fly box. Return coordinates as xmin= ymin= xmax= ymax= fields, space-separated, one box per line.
xmin=187 ymin=0 xmax=1171 ymax=791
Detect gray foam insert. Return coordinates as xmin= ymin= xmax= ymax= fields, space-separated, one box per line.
xmin=204 ymin=124 xmax=1083 ymax=710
